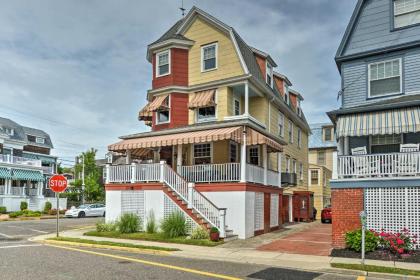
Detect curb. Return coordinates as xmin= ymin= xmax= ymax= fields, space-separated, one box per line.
xmin=40 ymin=239 xmax=173 ymax=256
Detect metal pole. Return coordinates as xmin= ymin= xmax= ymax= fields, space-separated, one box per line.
xmin=56 ymin=192 xmax=59 ymax=238
xmin=360 ymin=211 xmax=366 ymax=265
xmin=82 ymin=154 xmax=85 ymax=204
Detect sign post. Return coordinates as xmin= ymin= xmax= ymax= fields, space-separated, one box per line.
xmin=360 ymin=210 xmax=367 ymax=265
xmin=49 ymin=175 xmax=68 ymax=238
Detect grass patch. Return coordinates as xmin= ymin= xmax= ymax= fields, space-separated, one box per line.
xmin=331 ymin=263 xmax=420 ymax=277
xmin=84 ymin=231 xmax=223 ymax=247
xmin=48 ymin=237 xmax=179 ymax=252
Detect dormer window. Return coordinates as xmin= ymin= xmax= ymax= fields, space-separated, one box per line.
xmin=36 ymin=137 xmax=45 ymax=144
xmin=324 ymin=127 xmax=333 ymax=142
xmin=368 ymin=59 xmax=401 ymax=98
xmin=201 ymin=43 xmax=217 ymax=72
xmin=266 ymin=62 xmax=273 ymax=87
xmin=27 ymin=135 xmax=36 ymax=142
xmin=156 ymin=50 xmax=170 ymax=77
xmin=4 ymin=128 xmax=14 ymax=136
xmin=297 ymin=99 xmax=302 ymax=116
xmin=284 ymin=84 xmax=290 ymax=105
xmin=394 ymin=0 xmax=420 ymax=28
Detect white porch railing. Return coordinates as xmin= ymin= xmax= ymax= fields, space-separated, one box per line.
xmin=245 ymin=164 xmax=265 ymax=185
xmin=28 ymin=188 xmax=38 ymax=196
xmin=267 ymin=169 xmax=280 ymax=186
xmin=0 ymin=155 xmax=41 ymax=167
xmin=337 ymin=152 xmax=420 ymax=179
xmin=11 ymin=187 xmax=24 ymax=196
xmin=180 ymin=163 xmax=240 ymax=183
xmin=0 ymin=185 xmax=5 ymax=195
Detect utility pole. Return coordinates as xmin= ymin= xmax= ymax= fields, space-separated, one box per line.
xmin=82 ymin=154 xmax=85 ymax=205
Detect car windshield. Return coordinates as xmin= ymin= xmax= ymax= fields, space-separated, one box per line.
xmin=77 ymin=205 xmax=88 ymax=209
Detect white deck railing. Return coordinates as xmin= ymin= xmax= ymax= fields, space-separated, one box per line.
xmin=0 ymin=155 xmax=41 ymax=167
xmin=337 ymin=152 xmax=420 ymax=179
xmin=180 ymin=163 xmax=240 ymax=183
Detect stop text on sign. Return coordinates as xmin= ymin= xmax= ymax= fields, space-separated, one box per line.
xmin=49 ymin=175 xmax=68 ymax=193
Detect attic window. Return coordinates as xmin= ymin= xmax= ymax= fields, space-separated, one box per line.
xmin=284 ymin=84 xmax=290 ymax=105
xmin=394 ymin=0 xmax=420 ymax=28
xmin=201 ymin=43 xmax=217 ymax=72
xmin=156 ymin=50 xmax=170 ymax=77
xmin=27 ymin=135 xmax=36 ymax=142
xmin=266 ymin=62 xmax=273 ymax=88
xmin=4 ymin=128 xmax=14 ymax=136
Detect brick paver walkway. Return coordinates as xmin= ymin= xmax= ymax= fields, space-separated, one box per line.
xmin=257 ymin=223 xmax=332 ymax=256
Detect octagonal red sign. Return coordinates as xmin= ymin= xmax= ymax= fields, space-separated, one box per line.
xmin=49 ymin=175 xmax=68 ymax=193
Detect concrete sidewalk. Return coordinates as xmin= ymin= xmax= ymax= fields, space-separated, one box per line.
xmin=31 ymin=228 xmax=420 ymax=276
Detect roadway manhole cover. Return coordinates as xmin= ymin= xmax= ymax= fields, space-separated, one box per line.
xmin=247 ymin=267 xmax=321 ymax=280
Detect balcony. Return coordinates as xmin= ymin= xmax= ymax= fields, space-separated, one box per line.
xmin=106 ymin=162 xmax=283 ymax=187
xmin=0 ymin=155 xmax=42 ymax=168
xmin=334 ymin=152 xmax=420 ymax=180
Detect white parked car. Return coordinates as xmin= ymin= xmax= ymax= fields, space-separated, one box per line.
xmin=65 ymin=204 xmax=105 ymax=218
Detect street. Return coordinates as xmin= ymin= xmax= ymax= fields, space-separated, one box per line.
xmin=0 ymin=219 xmax=391 ymax=280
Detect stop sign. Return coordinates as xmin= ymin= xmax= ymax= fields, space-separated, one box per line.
xmin=49 ymin=175 xmax=68 ymax=193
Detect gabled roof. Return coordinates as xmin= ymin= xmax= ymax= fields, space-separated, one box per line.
xmin=335 ymin=0 xmax=364 ymax=61
xmin=309 ymin=123 xmax=337 ymax=149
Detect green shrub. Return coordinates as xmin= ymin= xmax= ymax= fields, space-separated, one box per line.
xmin=96 ymin=222 xmax=117 ymax=232
xmin=118 ymin=213 xmax=141 ymax=234
xmin=48 ymin=209 xmax=66 ymax=215
xmin=20 ymin=201 xmax=28 ymax=211
xmin=146 ymin=210 xmax=158 ymax=234
xmin=44 ymin=202 xmax=52 ymax=213
xmin=161 ymin=211 xmax=186 ymax=238
xmin=346 ymin=229 xmax=379 ymax=252
xmin=191 ymin=227 xmax=209 ymax=240
xmin=0 ymin=206 xmax=6 ymax=214
xmin=9 ymin=211 xmax=22 ymax=218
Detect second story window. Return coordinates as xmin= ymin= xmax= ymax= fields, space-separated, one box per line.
xmin=156 ymin=96 xmax=170 ymax=124
xmin=297 ymin=128 xmax=302 ymax=148
xmin=310 ymin=170 xmax=319 ymax=185
xmin=248 ymin=146 xmax=259 ymax=166
xmin=278 ymin=112 xmax=284 ymax=137
xmin=197 ymin=106 xmax=216 ymax=122
xmin=299 ymin=162 xmax=303 ymax=180
xmin=201 ymin=43 xmax=217 ymax=72
xmin=324 ymin=127 xmax=333 ymax=142
xmin=156 ymin=50 xmax=170 ymax=77
xmin=285 ymin=156 xmax=290 ymax=173
xmin=229 ymin=142 xmax=238 ymax=163
xmin=234 ymin=99 xmax=240 ymax=116
xmin=368 ymin=59 xmax=401 ymax=98
xmin=317 ymin=150 xmax=326 ymax=165
xmin=266 ymin=62 xmax=273 ymax=87
xmin=394 ymin=0 xmax=420 ymax=28
xmin=288 ymin=120 xmax=294 ymax=143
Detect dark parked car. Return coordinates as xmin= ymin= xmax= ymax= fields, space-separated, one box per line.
xmin=321 ymin=205 xmax=332 ymax=223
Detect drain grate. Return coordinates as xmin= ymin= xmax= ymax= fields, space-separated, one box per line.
xmin=247 ymin=267 xmax=322 ymax=280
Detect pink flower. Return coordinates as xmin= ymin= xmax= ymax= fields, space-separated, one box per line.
xmin=397 ymin=239 xmax=404 ymax=245
xmin=397 ymin=248 xmax=404 ymax=254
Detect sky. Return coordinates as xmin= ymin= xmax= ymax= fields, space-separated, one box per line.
xmin=0 ymin=0 xmax=357 ymax=166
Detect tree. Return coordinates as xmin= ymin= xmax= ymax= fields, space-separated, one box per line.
xmin=72 ymin=148 xmax=104 ymax=203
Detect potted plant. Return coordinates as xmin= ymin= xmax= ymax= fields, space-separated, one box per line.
xmin=210 ymin=227 xmax=219 ymax=241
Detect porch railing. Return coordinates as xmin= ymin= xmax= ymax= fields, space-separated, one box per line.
xmin=0 ymin=155 xmax=41 ymax=167
xmin=0 ymin=185 xmax=4 ymax=195
xmin=11 ymin=187 xmax=24 ymax=196
xmin=180 ymin=163 xmax=240 ymax=183
xmin=337 ymin=152 xmax=420 ymax=179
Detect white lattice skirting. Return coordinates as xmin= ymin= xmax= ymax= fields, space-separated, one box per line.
xmin=365 ymin=187 xmax=420 ymax=249
xmin=163 ymin=194 xmax=199 ymax=234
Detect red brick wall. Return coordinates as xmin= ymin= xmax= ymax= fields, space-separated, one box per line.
xmin=152 ymin=92 xmax=189 ymax=131
xmin=332 ymin=188 xmax=364 ymax=248
xmin=152 ymin=48 xmax=188 ymax=89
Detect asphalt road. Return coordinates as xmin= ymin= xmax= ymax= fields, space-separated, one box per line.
xmin=0 ymin=219 xmax=392 ymax=280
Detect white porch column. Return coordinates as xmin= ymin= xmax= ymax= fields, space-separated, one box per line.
xmin=187 ymin=182 xmax=194 ymax=209
xmin=130 ymin=162 xmax=136 ymax=183
xmin=337 ymin=137 xmax=344 ymax=156
xmin=262 ymin=144 xmax=268 ymax=186
xmin=126 ymin=150 xmax=132 ymax=164
xmin=332 ymin=151 xmax=338 ymax=180
xmin=277 ymin=153 xmax=282 ymax=188
xmin=240 ymin=129 xmax=247 ymax=182
xmin=37 ymin=182 xmax=42 ymax=196
xmin=177 ymin=144 xmax=183 ymax=170
xmin=5 ymin=179 xmax=11 ymax=195
xmin=219 ymin=208 xmax=226 ymax=238
xmin=244 ymin=82 xmax=249 ymax=116
xmin=344 ymin=136 xmax=350 ymax=155
xmin=105 ymin=164 xmax=110 ymax=184
xmin=159 ymin=160 xmax=165 ymax=183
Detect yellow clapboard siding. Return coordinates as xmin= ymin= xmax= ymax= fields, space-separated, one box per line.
xmin=184 ymin=17 xmax=244 ymax=86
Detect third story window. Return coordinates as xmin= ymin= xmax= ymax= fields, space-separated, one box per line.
xmin=156 ymin=96 xmax=170 ymax=124
xmin=288 ymin=120 xmax=294 ymax=143
xmin=202 ymin=43 xmax=217 ymax=71
xmin=394 ymin=0 xmax=420 ymax=28
xmin=297 ymin=128 xmax=302 ymax=148
xmin=197 ymin=106 xmax=216 ymax=121
xmin=278 ymin=112 xmax=284 ymax=137
xmin=317 ymin=150 xmax=326 ymax=165
xmin=369 ymin=59 xmax=401 ymax=97
xmin=156 ymin=50 xmax=170 ymax=77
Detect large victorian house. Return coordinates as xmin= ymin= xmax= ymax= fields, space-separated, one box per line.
xmin=329 ymin=0 xmax=420 ymax=248
xmin=0 ymin=117 xmax=67 ymax=212
xmin=105 ymin=7 xmax=310 ymax=239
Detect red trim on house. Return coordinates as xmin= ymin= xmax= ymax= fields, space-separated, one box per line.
xmin=152 ymin=92 xmax=189 ymax=131
xmin=152 ymin=48 xmax=188 ymax=89
xmin=195 ymin=182 xmax=283 ymax=194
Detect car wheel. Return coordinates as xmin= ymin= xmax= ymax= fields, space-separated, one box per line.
xmin=78 ymin=212 xmax=85 ymax=218
xmin=321 ymin=219 xmax=325 ymax=224
xmin=102 ymin=211 xmax=106 ymax=217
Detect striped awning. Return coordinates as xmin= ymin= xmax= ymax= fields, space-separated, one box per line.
xmin=336 ymin=107 xmax=420 ymax=138
xmin=0 ymin=168 xmax=12 ymax=179
xmin=12 ymin=169 xmax=45 ymax=182
xmin=22 ymin=153 xmax=56 ymax=164
xmin=138 ymin=103 xmax=153 ymax=121
xmin=109 ymin=126 xmax=283 ymax=153
xmin=188 ymin=89 xmax=216 ymax=109
xmin=148 ymin=95 xmax=169 ymax=112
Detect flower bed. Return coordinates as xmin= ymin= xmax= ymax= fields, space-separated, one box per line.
xmin=331 ymin=248 xmax=420 ymax=263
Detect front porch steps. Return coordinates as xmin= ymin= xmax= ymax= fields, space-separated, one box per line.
xmin=162 ymin=186 xmax=238 ymax=241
